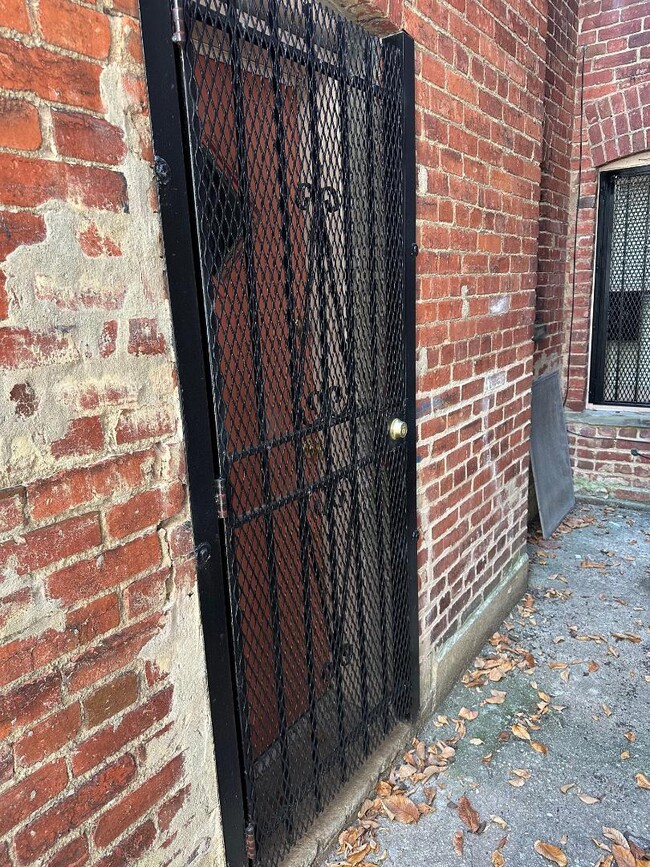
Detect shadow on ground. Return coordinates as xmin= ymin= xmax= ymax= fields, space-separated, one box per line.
xmin=322 ymin=503 xmax=650 ymax=867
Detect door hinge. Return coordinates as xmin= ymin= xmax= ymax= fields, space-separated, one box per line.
xmin=245 ymin=822 xmax=256 ymax=861
xmin=171 ymin=0 xmax=186 ymax=44
xmin=215 ymin=478 xmax=227 ymax=519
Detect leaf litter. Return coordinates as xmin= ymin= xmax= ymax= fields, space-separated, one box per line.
xmin=328 ymin=506 xmax=647 ymax=867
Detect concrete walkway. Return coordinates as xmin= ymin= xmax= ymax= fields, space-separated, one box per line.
xmin=325 ymin=503 xmax=650 ymax=867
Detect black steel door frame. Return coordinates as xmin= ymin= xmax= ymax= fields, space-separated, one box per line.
xmin=139 ymin=3 xmax=418 ymax=865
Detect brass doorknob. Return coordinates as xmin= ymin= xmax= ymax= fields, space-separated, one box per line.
xmin=388 ymin=418 xmax=407 ymax=440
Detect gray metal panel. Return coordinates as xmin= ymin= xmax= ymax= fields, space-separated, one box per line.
xmin=530 ymin=371 xmax=576 ymax=538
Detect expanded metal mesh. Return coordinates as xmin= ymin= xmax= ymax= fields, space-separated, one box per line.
xmin=180 ymin=1 xmax=412 ymax=862
xmin=601 ymin=171 xmax=650 ymax=406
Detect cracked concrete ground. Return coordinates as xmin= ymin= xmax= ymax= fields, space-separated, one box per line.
xmin=323 ymin=503 xmax=650 ymax=867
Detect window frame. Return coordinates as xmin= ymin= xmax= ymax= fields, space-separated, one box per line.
xmin=589 ymin=164 xmax=650 ymax=408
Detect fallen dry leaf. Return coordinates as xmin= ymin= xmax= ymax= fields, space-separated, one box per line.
xmin=458 ymin=707 xmax=478 ymax=721
xmin=508 ymin=777 xmax=525 ymax=787
xmin=624 ymin=731 xmax=637 ymax=743
xmin=560 ymin=783 xmax=575 ymax=794
xmin=347 ymin=845 xmax=371 ymax=865
xmin=491 ymin=815 xmax=508 ymax=829
xmin=587 ymin=660 xmax=600 ymax=673
xmin=635 ymin=772 xmax=650 ymax=790
xmin=611 ymin=632 xmax=641 ymax=643
xmin=578 ymin=793 xmax=600 ymax=804
xmin=457 ymin=795 xmax=482 ymax=833
xmin=593 ymin=838 xmax=610 ymax=851
xmin=533 ymin=840 xmax=568 ymax=866
xmin=383 ymin=795 xmax=420 ymax=824
xmin=603 ymin=704 xmax=613 ymax=717
xmin=492 ymin=851 xmax=506 ymax=867
xmin=423 ymin=786 xmax=437 ymax=805
xmin=483 ymin=690 xmax=507 ymax=705
xmin=620 ymin=751 xmax=631 ymax=760
xmin=453 ymin=830 xmax=464 ymax=856
xmin=375 ymin=781 xmax=392 ymax=798
xmin=611 ymin=844 xmax=635 ymax=867
xmin=358 ymin=800 xmax=375 ymax=819
xmin=581 ymin=560 xmax=607 ymax=569
xmin=626 ymin=832 xmax=650 ymax=861
xmin=531 ymin=741 xmax=549 ymax=755
xmin=512 ymin=768 xmax=532 ymax=780
xmin=603 ymin=828 xmax=628 ymax=848
xmin=512 ymin=723 xmax=531 ymax=741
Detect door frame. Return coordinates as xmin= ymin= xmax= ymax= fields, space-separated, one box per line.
xmin=138 ymin=4 xmax=419 ymax=865
xmin=139 ymin=4 xmax=249 ymax=864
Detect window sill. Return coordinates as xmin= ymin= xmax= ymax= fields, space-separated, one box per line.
xmin=565 ymin=408 xmax=650 ymax=429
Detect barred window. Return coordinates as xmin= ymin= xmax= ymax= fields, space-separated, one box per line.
xmin=590 ymin=167 xmax=650 ymax=407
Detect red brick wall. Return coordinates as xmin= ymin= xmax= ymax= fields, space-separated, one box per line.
xmin=0 ymin=2 xmax=221 ymax=865
xmin=566 ymin=0 xmax=650 ymax=409
xmin=402 ymin=0 xmax=547 ymax=667
xmin=562 ymin=0 xmax=650 ymax=501
xmin=12 ymin=0 xmax=647 ymax=858
xmin=567 ymin=415 xmax=650 ymax=501
xmin=534 ymin=0 xmax=579 ymax=377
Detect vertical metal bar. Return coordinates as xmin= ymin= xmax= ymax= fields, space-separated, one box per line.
xmin=337 ymin=20 xmax=370 ymax=756
xmin=138 ymin=3 xmax=249 ymax=866
xmin=267 ymin=0 xmax=322 ymax=812
xmin=364 ymin=35 xmax=390 ymax=733
xmin=589 ymin=173 xmax=615 ymax=405
xmin=181 ymin=30 xmax=261 ymax=835
xmin=303 ymin=0 xmax=348 ymax=776
xmin=633 ymin=177 xmax=650 ymax=404
xmin=227 ymin=0 xmax=293 ymax=840
xmin=383 ymin=30 xmax=419 ymax=722
xmin=613 ymin=178 xmax=631 ymax=401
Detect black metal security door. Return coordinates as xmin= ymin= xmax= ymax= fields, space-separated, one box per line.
xmin=173 ymin=1 xmax=417 ymax=863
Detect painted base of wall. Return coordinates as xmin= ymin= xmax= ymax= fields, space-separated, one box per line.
xmin=421 ymin=551 xmax=529 ymax=714
xmin=576 ymin=493 xmax=650 ymax=513
xmin=280 ymin=550 xmax=528 ymax=867
xmin=573 ymin=476 xmax=650 ymax=507
xmin=566 ymin=409 xmax=650 ymax=507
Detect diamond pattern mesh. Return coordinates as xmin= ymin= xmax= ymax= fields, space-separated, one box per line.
xmin=602 ymin=171 xmax=650 ymax=406
xmin=180 ymin=1 xmax=412 ymax=862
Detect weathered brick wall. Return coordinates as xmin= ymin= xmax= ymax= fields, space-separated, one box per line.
xmin=563 ymin=0 xmax=650 ymax=502
xmin=534 ymin=0 xmax=579 ymax=377
xmin=5 ymin=0 xmax=622 ymax=858
xmin=341 ymin=0 xmax=549 ymax=689
xmin=404 ymin=0 xmax=547 ymax=678
xmin=566 ymin=0 xmax=650 ymax=408
xmin=567 ymin=415 xmax=650 ymax=501
xmin=0 ymin=2 xmax=222 ymax=865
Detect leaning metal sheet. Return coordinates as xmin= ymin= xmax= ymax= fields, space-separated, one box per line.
xmin=530 ymin=371 xmax=576 ymax=539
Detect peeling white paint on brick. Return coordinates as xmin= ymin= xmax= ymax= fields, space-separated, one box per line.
xmin=489 ymin=295 xmax=510 ymax=315
xmin=484 ymin=371 xmax=507 ymax=392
